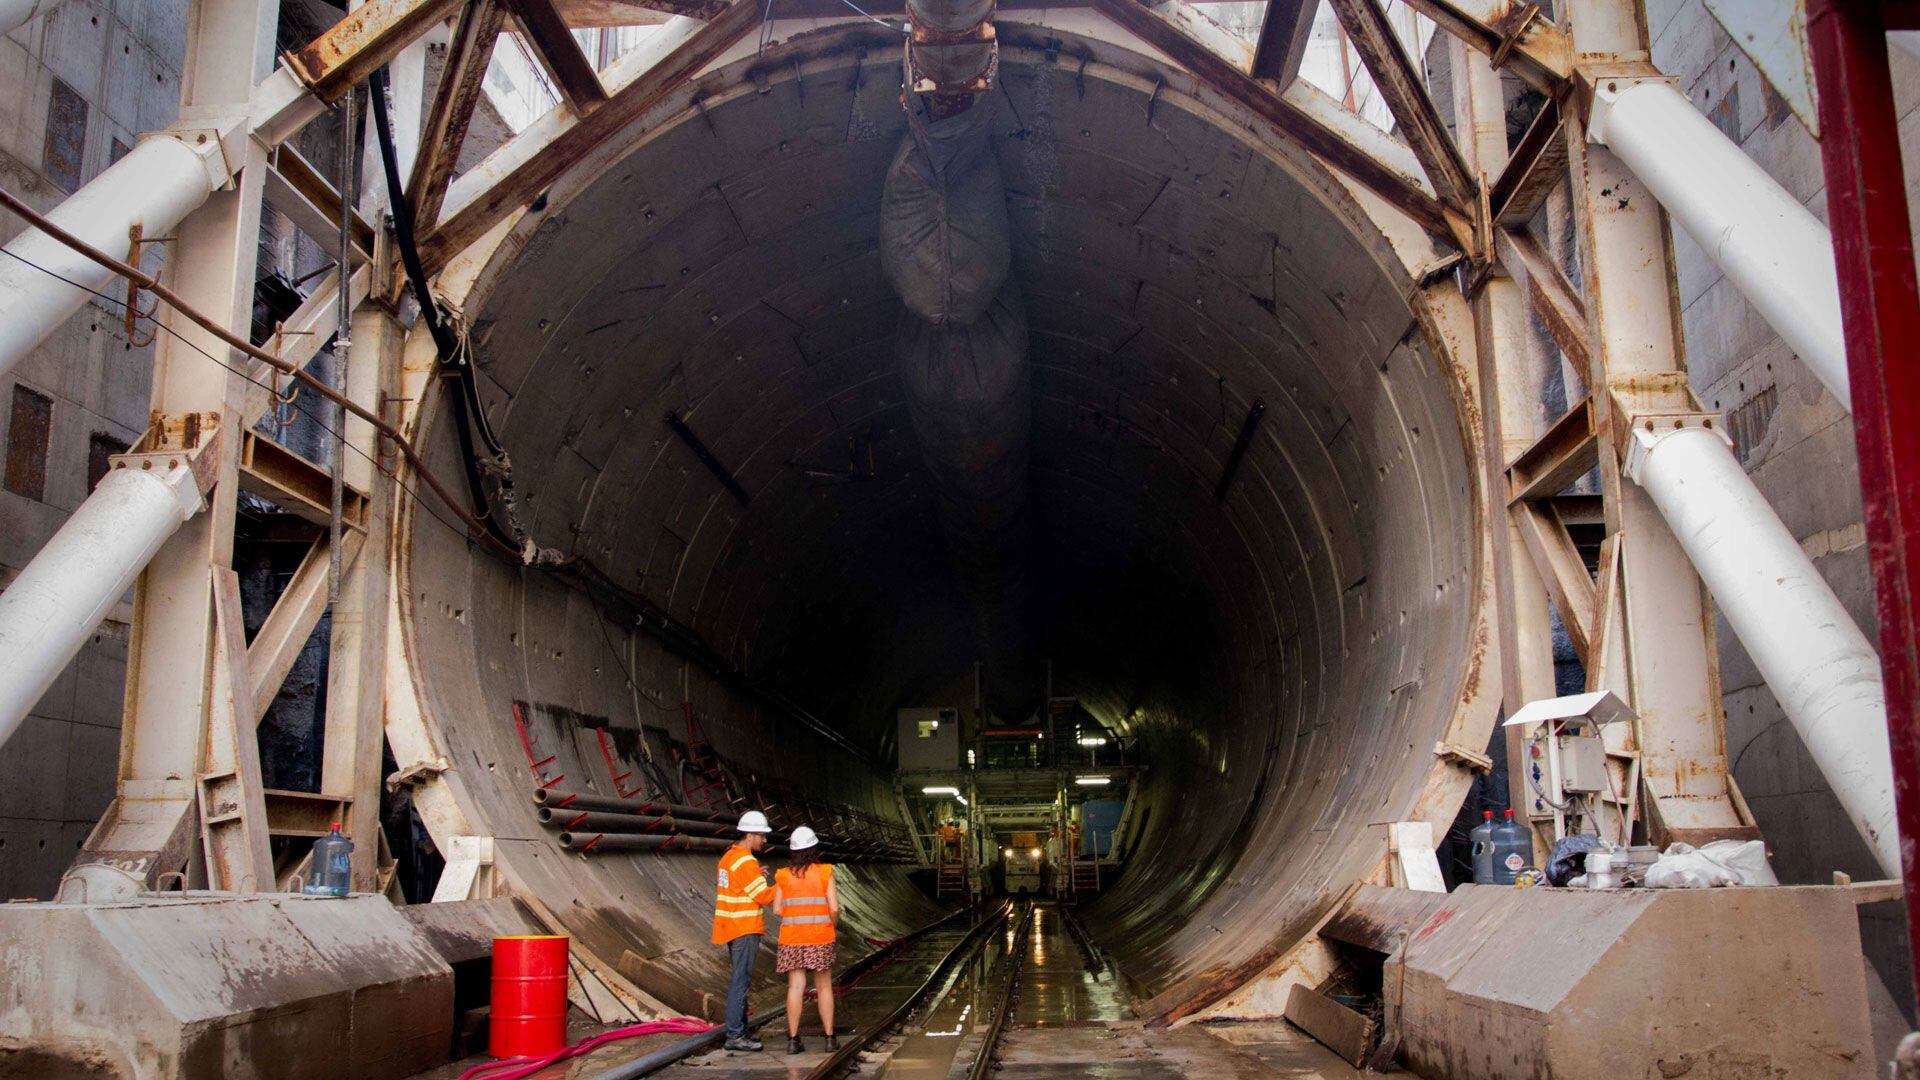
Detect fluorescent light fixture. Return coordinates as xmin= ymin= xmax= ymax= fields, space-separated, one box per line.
xmin=1074 ymin=776 xmax=1111 ymax=786
xmin=1077 ymin=736 xmax=1107 ymax=746
xmin=922 ymin=786 xmax=960 ymax=795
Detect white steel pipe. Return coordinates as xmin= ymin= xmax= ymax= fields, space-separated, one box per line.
xmin=1589 ymin=80 xmax=1851 ymax=411
xmin=1628 ymin=424 xmax=1896 ymax=875
xmin=0 ymin=464 xmax=203 ymax=750
xmin=0 ymin=136 xmax=215 ymax=379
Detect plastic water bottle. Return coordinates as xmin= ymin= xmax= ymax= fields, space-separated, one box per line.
xmin=304 ymin=823 xmax=353 ymax=897
xmin=1469 ymin=810 xmax=1496 ymax=884
xmin=1488 ymin=809 xmax=1534 ymax=885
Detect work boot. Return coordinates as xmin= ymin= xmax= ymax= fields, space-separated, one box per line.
xmin=724 ymin=1035 xmax=763 ymax=1052
xmin=788 ymin=1035 xmax=806 ymax=1054
xmin=824 ymin=1033 xmax=840 ymax=1051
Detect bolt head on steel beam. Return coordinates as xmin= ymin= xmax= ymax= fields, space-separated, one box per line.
xmin=1574 ymin=60 xmax=1677 ymax=143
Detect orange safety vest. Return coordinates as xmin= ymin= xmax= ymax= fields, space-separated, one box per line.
xmin=712 ymin=844 xmax=771 ymax=944
xmin=774 ymin=863 xmax=835 ymax=946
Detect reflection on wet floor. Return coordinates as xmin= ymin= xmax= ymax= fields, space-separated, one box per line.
xmin=412 ymin=901 xmax=1362 ymax=1080
xmin=1013 ymin=903 xmax=1130 ymax=1027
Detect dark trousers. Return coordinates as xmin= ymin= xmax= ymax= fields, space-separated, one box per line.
xmin=725 ymin=933 xmax=759 ymax=1039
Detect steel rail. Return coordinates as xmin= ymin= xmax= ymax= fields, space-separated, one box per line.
xmin=803 ymin=899 xmax=1016 ymax=1080
xmin=583 ymin=903 xmax=985 ymax=1080
xmin=965 ymin=899 xmax=1033 ymax=1080
xmin=1055 ymin=900 xmax=1104 ymax=975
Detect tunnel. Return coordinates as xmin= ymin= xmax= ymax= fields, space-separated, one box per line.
xmin=396 ymin=20 xmax=1490 ymax=1025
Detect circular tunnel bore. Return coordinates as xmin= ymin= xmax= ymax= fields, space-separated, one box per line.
xmin=399 ymin=23 xmax=1489 ymax=1023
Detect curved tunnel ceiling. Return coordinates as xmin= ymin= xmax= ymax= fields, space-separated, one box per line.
xmin=402 ymin=22 xmax=1490 ymax=1021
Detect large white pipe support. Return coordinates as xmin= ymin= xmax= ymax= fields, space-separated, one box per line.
xmin=1588 ymin=78 xmax=1852 ymax=411
xmin=1626 ymin=422 xmax=1897 ymax=875
xmin=0 ymin=460 xmax=205 ymax=751
xmin=0 ymin=135 xmax=218 ymax=379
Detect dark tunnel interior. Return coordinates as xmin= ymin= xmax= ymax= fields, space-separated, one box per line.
xmin=398 ymin=24 xmax=1488 ymax=1022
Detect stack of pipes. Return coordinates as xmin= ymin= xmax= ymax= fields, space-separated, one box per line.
xmin=532 ymin=789 xmax=913 ymax=862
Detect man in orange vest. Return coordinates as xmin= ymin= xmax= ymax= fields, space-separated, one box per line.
xmin=713 ymin=809 xmax=775 ymax=1051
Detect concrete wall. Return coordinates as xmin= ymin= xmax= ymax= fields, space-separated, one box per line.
xmin=1645 ymin=0 xmax=1915 ymax=1014
xmin=0 ymin=0 xmax=180 ymax=900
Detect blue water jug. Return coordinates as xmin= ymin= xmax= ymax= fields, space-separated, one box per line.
xmin=304 ymin=823 xmax=353 ymax=896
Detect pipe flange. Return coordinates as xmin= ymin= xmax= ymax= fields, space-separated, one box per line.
xmin=1623 ymin=412 xmax=1731 ymax=483
xmin=1577 ymin=60 xmax=1678 ymax=145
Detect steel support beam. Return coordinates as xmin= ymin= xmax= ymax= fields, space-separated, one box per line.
xmin=1489 ymin=96 xmax=1565 ymax=225
xmin=1585 ymin=68 xmax=1851 ymax=411
xmin=1492 ymin=225 xmax=1589 ymax=371
xmin=1088 ymin=0 xmax=1459 ymax=245
xmin=1807 ymin=0 xmax=1920 ymax=1003
xmin=75 ymin=0 xmax=278 ymax=889
xmin=421 ymin=0 xmax=762 ymax=268
xmin=1325 ymin=0 xmax=1477 ymax=212
xmin=506 ymin=0 xmax=609 ymax=114
xmin=1454 ymin=35 xmax=1558 ymax=838
xmin=320 ymin=307 xmax=404 ymax=889
xmin=409 ymin=0 xmax=509 ymax=230
xmin=1399 ymin=0 xmax=1570 ymax=93
xmin=1248 ymin=0 xmax=1317 ymax=85
xmin=1560 ymin=0 xmax=1747 ymax=849
xmin=245 ymin=533 xmax=366 ymax=726
xmin=288 ymin=0 xmax=468 ymax=102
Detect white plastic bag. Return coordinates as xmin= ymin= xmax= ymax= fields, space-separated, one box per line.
xmin=1642 ymin=840 xmax=1778 ymax=889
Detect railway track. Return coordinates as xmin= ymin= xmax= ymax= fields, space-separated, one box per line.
xmin=582 ymin=898 xmax=1040 ymax=1080
xmin=804 ymin=898 xmax=1032 ymax=1080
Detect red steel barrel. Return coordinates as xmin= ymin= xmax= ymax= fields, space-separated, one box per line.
xmin=489 ymin=934 xmax=569 ymax=1057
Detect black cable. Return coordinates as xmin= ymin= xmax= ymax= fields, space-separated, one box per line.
xmin=366 ymin=66 xmax=515 ymax=550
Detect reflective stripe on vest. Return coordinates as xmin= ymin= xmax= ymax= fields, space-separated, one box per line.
xmin=713 ymin=846 xmax=767 ymax=943
xmin=775 ymin=864 xmax=834 ymax=945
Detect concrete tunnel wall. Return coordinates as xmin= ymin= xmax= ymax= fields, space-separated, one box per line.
xmin=396 ymin=22 xmax=1493 ymax=1022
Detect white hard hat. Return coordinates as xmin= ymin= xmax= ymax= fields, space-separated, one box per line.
xmin=789 ymin=826 xmax=819 ymax=851
xmin=737 ymin=810 xmax=772 ymax=834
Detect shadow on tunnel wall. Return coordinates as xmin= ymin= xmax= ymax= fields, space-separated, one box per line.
xmin=398 ymin=22 xmax=1490 ymax=1023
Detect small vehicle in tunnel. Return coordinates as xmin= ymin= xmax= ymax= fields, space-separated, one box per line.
xmin=1002 ymin=832 xmax=1046 ymax=895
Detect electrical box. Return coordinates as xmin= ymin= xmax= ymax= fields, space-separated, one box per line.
xmin=898 ymin=707 xmax=961 ymax=772
xmin=1558 ymin=732 xmax=1608 ymax=794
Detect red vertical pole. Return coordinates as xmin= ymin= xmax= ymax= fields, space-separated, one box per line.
xmin=1807 ymin=0 xmax=1920 ymax=1009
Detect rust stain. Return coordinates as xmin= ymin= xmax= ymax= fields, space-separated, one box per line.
xmin=1461 ymin=617 xmax=1490 ymax=701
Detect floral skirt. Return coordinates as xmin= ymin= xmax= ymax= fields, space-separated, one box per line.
xmin=776 ymin=942 xmax=836 ymax=972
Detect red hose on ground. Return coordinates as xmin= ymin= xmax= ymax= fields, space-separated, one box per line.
xmin=456 ymin=1018 xmax=715 ymax=1080
xmin=465 ymin=931 xmax=916 ymax=1077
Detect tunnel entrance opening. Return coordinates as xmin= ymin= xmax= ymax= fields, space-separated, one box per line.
xmin=399 ymin=21 xmax=1490 ymax=1024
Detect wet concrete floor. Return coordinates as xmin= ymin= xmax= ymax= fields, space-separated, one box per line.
xmin=422 ymin=901 xmax=1362 ymax=1079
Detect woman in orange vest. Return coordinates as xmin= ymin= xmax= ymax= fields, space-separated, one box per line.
xmin=773 ymin=826 xmax=840 ymax=1054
